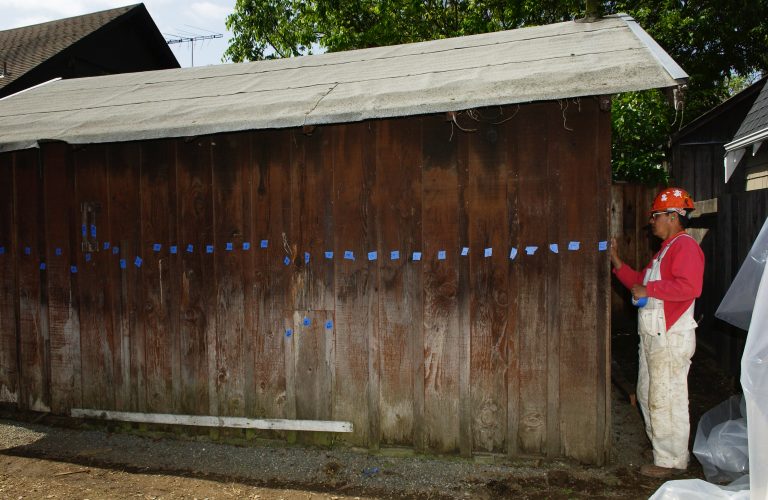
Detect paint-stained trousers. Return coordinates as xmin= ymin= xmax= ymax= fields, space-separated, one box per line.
xmin=636 ymin=311 xmax=696 ymax=470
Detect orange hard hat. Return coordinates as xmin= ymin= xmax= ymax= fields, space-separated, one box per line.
xmin=650 ymin=187 xmax=695 ymax=214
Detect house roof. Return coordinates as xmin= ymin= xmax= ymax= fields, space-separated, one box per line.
xmin=723 ymin=76 xmax=768 ymax=182
xmin=0 ymin=13 xmax=687 ymax=153
xmin=1 ymin=4 xmax=164 ymax=93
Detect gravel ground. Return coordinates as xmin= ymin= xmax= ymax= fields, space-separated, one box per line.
xmin=0 ymin=387 xmax=677 ymax=499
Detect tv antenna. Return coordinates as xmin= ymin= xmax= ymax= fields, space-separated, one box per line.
xmin=165 ymin=26 xmax=222 ymax=67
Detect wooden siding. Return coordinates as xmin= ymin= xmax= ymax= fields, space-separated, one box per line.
xmin=0 ymin=100 xmax=611 ymax=462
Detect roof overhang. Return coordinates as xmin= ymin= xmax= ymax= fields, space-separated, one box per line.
xmin=724 ymin=127 xmax=768 ymax=183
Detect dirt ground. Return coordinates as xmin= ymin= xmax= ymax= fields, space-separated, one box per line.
xmin=0 ymin=330 xmax=737 ymax=500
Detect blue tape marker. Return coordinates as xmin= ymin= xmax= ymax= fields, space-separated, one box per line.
xmin=412 ymin=251 xmax=422 ymax=261
xmin=284 ymin=255 xmax=291 ymax=266
xmin=39 ymin=262 xmax=46 ymax=271
xmin=260 ymin=240 xmax=268 ymax=249
xmin=549 ymin=243 xmax=559 ymax=254
xmin=0 ymin=246 xmax=5 ymax=255
xmin=120 ymin=259 xmax=126 ymax=269
xmin=24 ymin=247 xmax=31 ymax=256
xmin=186 ymin=244 xmax=193 ymax=253
xmin=56 ymin=247 xmax=63 ymax=256
xmin=368 ymin=251 xmax=377 ymax=261
xmin=461 ymin=247 xmax=469 ymax=256
xmin=134 ymin=256 xmax=143 ymax=268
xmin=484 ymin=248 xmax=493 ymax=258
xmin=206 ymin=245 xmax=214 ymax=254
xmin=226 ymin=242 xmax=233 ymax=251
xmin=325 ymin=251 xmax=334 ymax=259
xmin=303 ymin=317 xmax=311 ymax=326
xmin=325 ymin=320 xmax=333 ymax=330
xmin=81 ymin=224 xmax=87 ymax=237
xmin=113 ymin=246 xmax=120 ymax=255
xmin=170 ymin=245 xmax=178 ymax=254
xmin=90 ymin=224 xmax=97 ymax=238
xmin=103 ymin=241 xmax=111 ymax=250
xmin=344 ymin=250 xmax=354 ymax=260
xmin=243 ymin=242 xmax=251 ymax=251
xmin=438 ymin=250 xmax=446 ymax=260
xmin=70 ymin=265 xmax=78 ymax=274
xmin=85 ymin=253 xmax=92 ymax=262
xmin=598 ymin=240 xmax=608 ymax=251
xmin=568 ymin=241 xmax=580 ymax=251
xmin=304 ymin=252 xmax=310 ymax=264
xmin=285 ymin=329 xmax=293 ymax=337
xmin=525 ymin=246 xmax=538 ymax=255
xmin=509 ymin=248 xmax=518 ymax=260
xmin=153 ymin=243 xmax=162 ymax=252
xmin=390 ymin=250 xmax=400 ymax=260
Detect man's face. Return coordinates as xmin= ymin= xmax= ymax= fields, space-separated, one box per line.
xmin=649 ymin=211 xmax=673 ymax=240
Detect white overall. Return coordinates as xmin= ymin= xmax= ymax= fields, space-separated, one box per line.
xmin=636 ymin=234 xmax=698 ymax=469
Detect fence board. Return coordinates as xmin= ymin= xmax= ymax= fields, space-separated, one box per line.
xmin=421 ymin=115 xmax=461 ymax=452
xmin=0 ymin=152 xmax=18 ymax=404
xmin=467 ymin=120 xmax=509 ymax=453
xmin=375 ymin=117 xmax=422 ymax=446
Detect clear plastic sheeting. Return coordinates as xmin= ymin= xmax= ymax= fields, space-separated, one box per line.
xmin=692 ymin=395 xmax=749 ymax=483
xmin=650 ymin=476 xmax=751 ymax=500
xmin=715 ymin=216 xmax=768 ymax=331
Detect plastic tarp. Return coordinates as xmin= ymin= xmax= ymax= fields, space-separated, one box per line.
xmin=653 ymin=215 xmax=768 ymax=500
xmin=693 ymin=395 xmax=749 ymax=483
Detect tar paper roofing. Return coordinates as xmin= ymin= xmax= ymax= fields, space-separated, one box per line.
xmin=0 ymin=13 xmax=687 ymax=153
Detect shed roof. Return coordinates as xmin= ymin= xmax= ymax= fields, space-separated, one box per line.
xmin=0 ymin=13 xmax=686 ymax=153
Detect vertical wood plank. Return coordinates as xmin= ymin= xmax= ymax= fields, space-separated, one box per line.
xmin=140 ymin=140 xmax=175 ymax=413
xmin=42 ymin=144 xmax=81 ymax=414
xmin=107 ymin=143 xmax=143 ymax=412
xmin=333 ymin=122 xmax=377 ymax=447
xmin=374 ymin=117 xmax=422 ymax=446
xmin=467 ymin=119 xmax=509 ymax=453
xmin=291 ymin=310 xmax=334 ymax=420
xmin=514 ymin=103 xmax=549 ymax=454
xmin=421 ymin=116 xmax=461 ymax=452
xmin=0 ymin=152 xmax=18 ymax=405
xmin=73 ymin=145 xmax=115 ymax=411
xmin=14 ymin=149 xmax=50 ymax=411
xmin=175 ymin=138 xmax=213 ymax=415
xmin=250 ymin=130 xmax=289 ymax=421
xmin=211 ymin=133 xmax=248 ymax=416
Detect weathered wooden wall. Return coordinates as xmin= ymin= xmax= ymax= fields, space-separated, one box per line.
xmin=0 ymin=99 xmax=611 ymax=462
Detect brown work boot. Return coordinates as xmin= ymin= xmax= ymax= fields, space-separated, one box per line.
xmin=639 ymin=464 xmax=686 ymax=478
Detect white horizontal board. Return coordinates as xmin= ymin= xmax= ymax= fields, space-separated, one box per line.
xmin=71 ymin=408 xmax=353 ymax=432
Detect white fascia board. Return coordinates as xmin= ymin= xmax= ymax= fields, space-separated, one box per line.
xmin=725 ymin=126 xmax=768 ymax=152
xmin=618 ymin=13 xmax=688 ymax=83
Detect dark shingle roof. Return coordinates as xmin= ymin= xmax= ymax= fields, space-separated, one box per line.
xmin=0 ymin=4 xmax=138 ymax=91
xmin=733 ymin=78 xmax=768 ymax=141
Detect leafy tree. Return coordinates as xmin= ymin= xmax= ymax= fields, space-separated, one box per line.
xmin=225 ymin=0 xmax=768 ymax=184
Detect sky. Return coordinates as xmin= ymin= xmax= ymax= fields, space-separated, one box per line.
xmin=0 ymin=0 xmax=235 ymax=67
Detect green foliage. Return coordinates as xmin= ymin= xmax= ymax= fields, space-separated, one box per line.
xmin=225 ymin=0 xmax=768 ymax=185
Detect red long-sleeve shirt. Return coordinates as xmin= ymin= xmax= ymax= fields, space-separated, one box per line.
xmin=614 ymin=231 xmax=705 ymax=330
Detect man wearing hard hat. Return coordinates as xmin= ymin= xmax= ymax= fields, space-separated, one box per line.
xmin=610 ymin=187 xmax=705 ymax=478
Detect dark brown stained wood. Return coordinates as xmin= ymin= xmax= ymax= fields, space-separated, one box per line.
xmin=514 ymin=103 xmax=549 ymax=454
xmin=456 ymin=127 xmax=471 ymax=458
xmin=14 ymin=149 xmax=50 ymax=411
xmin=176 ymin=138 xmax=213 ymax=415
xmin=42 ymin=144 xmax=81 ymax=413
xmin=421 ymin=115 xmax=461 ymax=452
xmin=545 ymin=103 xmax=562 ymax=458
xmin=0 ymin=153 xmax=18 ymax=405
xmin=333 ymin=122 xmax=376 ymax=447
xmin=554 ymin=98 xmax=597 ymax=461
xmin=290 ymin=310 xmax=334 ymax=420
xmin=107 ymin=143 xmax=143 ymax=411
xmin=73 ymin=145 xmax=114 ymax=410
xmin=240 ymin=133 xmax=256 ymax=421
xmin=140 ymin=140 xmax=175 ymax=413
xmin=250 ymin=130 xmax=289 ymax=422
xmin=503 ymin=116 xmax=521 ymax=457
xmin=467 ymin=119 xmax=510 ymax=453
xmin=375 ymin=117 xmax=422 ymax=446
xmin=211 ymin=133 xmax=248 ymax=417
